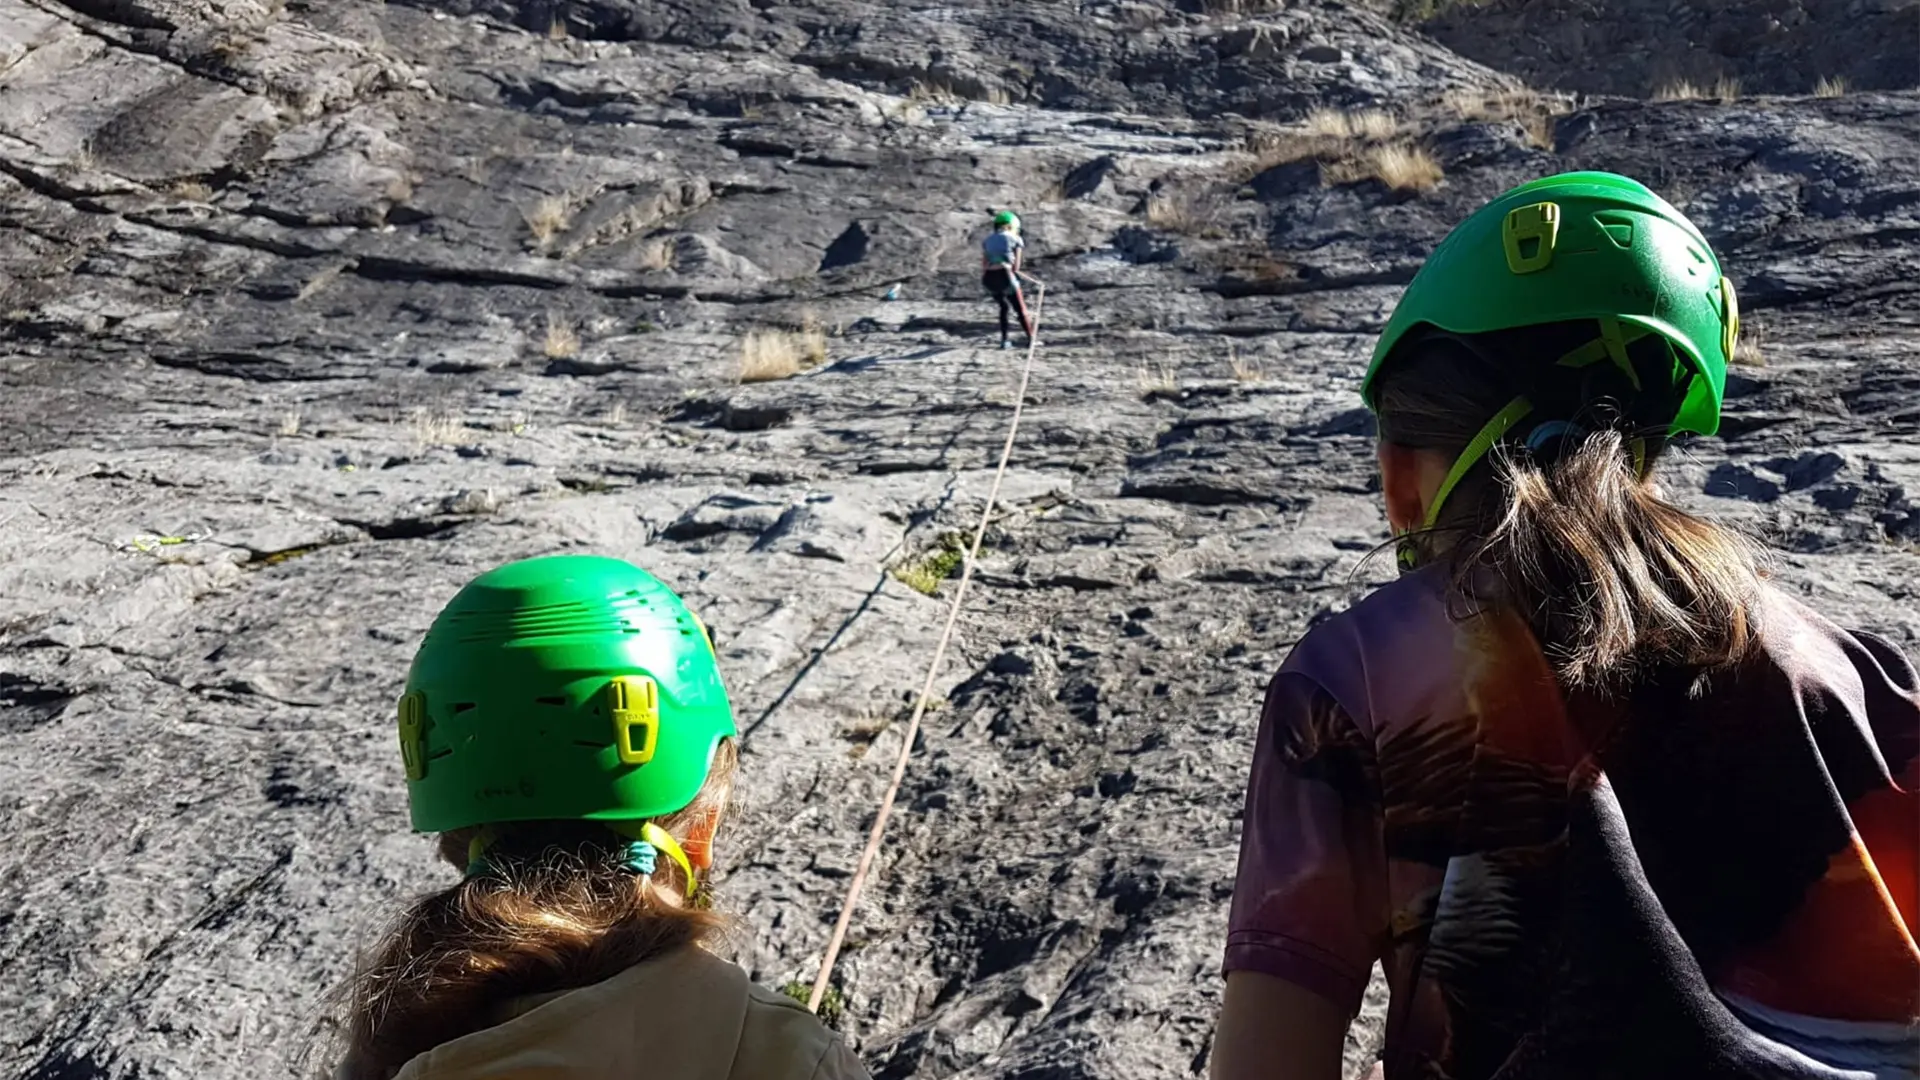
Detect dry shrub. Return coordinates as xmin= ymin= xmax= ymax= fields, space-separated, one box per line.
xmin=1145 ymin=190 xmax=1224 ymax=236
xmin=1323 ymin=143 xmax=1443 ymax=192
xmin=1813 ymin=75 xmax=1849 ymax=98
xmin=1714 ymin=76 xmax=1742 ymax=104
xmin=1304 ymin=107 xmax=1399 ymax=141
xmin=521 ymin=195 xmax=572 ymax=244
xmin=1440 ymin=87 xmax=1570 ymax=149
xmin=640 ymin=237 xmax=677 ymax=272
xmin=543 ymin=313 xmax=580 ymax=359
xmin=169 ymin=180 xmax=214 ymax=202
xmin=738 ymin=323 xmax=828 ymax=383
xmin=1733 ymin=323 xmax=1766 ymax=367
xmin=1228 ymin=345 xmax=1264 ymax=382
xmin=1136 ymin=362 xmax=1178 ymax=395
xmin=410 ymin=408 xmax=471 ymax=449
xmin=1653 ymin=79 xmax=1707 ymax=102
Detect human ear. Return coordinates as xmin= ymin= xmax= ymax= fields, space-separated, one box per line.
xmin=1377 ymin=441 xmax=1428 ymax=534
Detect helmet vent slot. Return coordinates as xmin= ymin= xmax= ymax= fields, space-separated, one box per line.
xmin=452 ymin=702 xmax=477 ymax=713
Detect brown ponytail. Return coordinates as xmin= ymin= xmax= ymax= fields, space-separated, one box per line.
xmin=1374 ymin=329 xmax=1766 ymax=690
xmin=336 ymin=741 xmax=738 ymax=1080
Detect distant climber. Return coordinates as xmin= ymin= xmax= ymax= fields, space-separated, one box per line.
xmin=334 ymin=555 xmax=871 ymax=1080
xmin=982 ymin=209 xmax=1035 ymax=349
xmin=1210 ymin=173 xmax=1920 ymax=1080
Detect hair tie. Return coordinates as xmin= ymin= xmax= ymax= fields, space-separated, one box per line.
xmin=618 ymin=840 xmax=656 ymax=876
xmin=1524 ymin=419 xmax=1587 ymax=453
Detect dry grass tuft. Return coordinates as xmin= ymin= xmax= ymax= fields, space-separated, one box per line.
xmin=1228 ymin=345 xmax=1264 ymax=383
xmin=278 ymin=408 xmax=303 ymax=438
xmin=1653 ymin=76 xmax=1738 ymax=104
xmin=1323 ymin=143 xmax=1444 ymax=192
xmin=1145 ymin=190 xmax=1225 ymax=237
xmin=410 ymin=407 xmax=472 ymax=449
xmin=639 ymin=236 xmax=678 ymax=272
xmin=1813 ymin=75 xmax=1849 ymax=98
xmin=1440 ymin=87 xmax=1569 ymax=149
xmin=1732 ymin=323 xmax=1766 ymax=368
xmin=1653 ymin=78 xmax=1707 ymax=102
xmin=1304 ymin=107 xmax=1400 ymax=141
xmin=521 ymin=195 xmax=573 ymax=244
xmin=543 ymin=312 xmax=580 ymax=359
xmin=169 ymin=179 xmax=214 ymax=202
xmin=546 ymin=15 xmax=568 ymax=40
xmin=1136 ymin=362 xmax=1179 ymax=395
xmin=738 ymin=322 xmax=829 ymax=383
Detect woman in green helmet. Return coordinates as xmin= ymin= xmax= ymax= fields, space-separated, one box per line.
xmin=982 ymin=209 xmax=1035 ymax=349
xmin=335 ymin=554 xmax=870 ymax=1080
xmin=1211 ymin=173 xmax=1918 ymax=1080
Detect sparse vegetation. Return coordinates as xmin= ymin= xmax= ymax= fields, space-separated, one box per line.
xmin=1228 ymin=345 xmax=1264 ymax=382
xmin=543 ymin=312 xmax=580 ymax=359
xmin=1323 ymin=143 xmax=1444 ymax=192
xmin=737 ymin=321 xmax=828 ymax=383
xmin=278 ymin=409 xmax=302 ymax=438
xmin=521 ymin=194 xmax=573 ymax=244
xmin=779 ymin=981 xmax=843 ymax=1028
xmin=547 ymin=15 xmax=569 ymax=40
xmin=1440 ymin=87 xmax=1569 ymax=149
xmin=1304 ymin=107 xmax=1399 ymax=141
xmin=169 ymin=180 xmax=215 ymax=202
xmin=604 ymin=400 xmax=628 ymax=426
xmin=1145 ymin=190 xmax=1225 ymax=237
xmin=1653 ymin=76 xmax=1739 ymax=104
xmin=1136 ymin=361 xmax=1179 ymax=395
xmin=1653 ymin=78 xmax=1707 ymax=102
xmin=1733 ymin=325 xmax=1766 ymax=367
xmin=891 ymin=531 xmax=968 ymax=596
xmin=1814 ymin=75 xmax=1848 ymax=98
xmin=640 ymin=236 xmax=678 ymax=272
xmin=1241 ymin=107 xmax=1443 ymax=194
xmin=409 ymin=407 xmax=471 ymax=449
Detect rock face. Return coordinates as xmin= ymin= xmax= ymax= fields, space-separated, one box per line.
xmin=1416 ymin=0 xmax=1919 ymax=98
xmin=2 ymin=2 xmax=1918 ymax=1079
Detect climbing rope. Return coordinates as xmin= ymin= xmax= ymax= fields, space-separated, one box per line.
xmin=807 ymin=274 xmax=1048 ymax=1013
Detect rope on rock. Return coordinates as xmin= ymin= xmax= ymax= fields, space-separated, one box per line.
xmin=807 ymin=274 xmax=1049 ymax=1013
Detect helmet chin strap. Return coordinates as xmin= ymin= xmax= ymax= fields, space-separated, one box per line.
xmin=462 ymin=821 xmax=699 ymax=899
xmin=1396 ymin=396 xmax=1535 ymax=571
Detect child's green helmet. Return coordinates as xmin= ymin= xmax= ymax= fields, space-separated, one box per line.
xmin=396 ymin=554 xmax=736 ymax=834
xmin=993 ymin=209 xmax=1019 ymax=227
xmin=1361 ymin=171 xmax=1738 ymax=437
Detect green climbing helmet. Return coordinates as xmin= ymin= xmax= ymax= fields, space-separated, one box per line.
xmin=1361 ymin=170 xmax=1738 ymax=438
xmin=993 ymin=209 xmax=1020 ymax=228
xmin=396 ymin=554 xmax=736 ymax=834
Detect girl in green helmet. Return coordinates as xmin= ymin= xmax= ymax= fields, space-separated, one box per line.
xmin=334 ymin=554 xmax=870 ymax=1080
xmin=982 ymin=209 xmax=1035 ymax=349
xmin=1211 ymin=173 xmax=1919 ymax=1080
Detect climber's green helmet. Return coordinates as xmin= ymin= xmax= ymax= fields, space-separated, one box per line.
xmin=1361 ymin=170 xmax=1738 ymax=438
xmin=993 ymin=209 xmax=1019 ymax=228
xmin=397 ymin=554 xmax=736 ymax=835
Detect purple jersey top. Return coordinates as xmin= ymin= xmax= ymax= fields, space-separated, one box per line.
xmin=1225 ymin=564 xmax=1920 ymax=1079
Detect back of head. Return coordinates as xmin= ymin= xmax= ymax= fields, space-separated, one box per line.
xmin=1362 ymin=172 xmax=1763 ymax=691
xmin=339 ymin=555 xmax=739 ymax=1080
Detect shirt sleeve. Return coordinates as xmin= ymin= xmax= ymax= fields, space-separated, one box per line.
xmin=1223 ymin=667 xmax=1388 ymax=1017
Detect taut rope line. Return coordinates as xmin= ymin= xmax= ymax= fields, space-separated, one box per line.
xmin=807 ymin=274 xmax=1049 ymax=1012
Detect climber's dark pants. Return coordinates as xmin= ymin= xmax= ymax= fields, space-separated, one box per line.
xmin=982 ymin=267 xmax=1031 ymax=340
